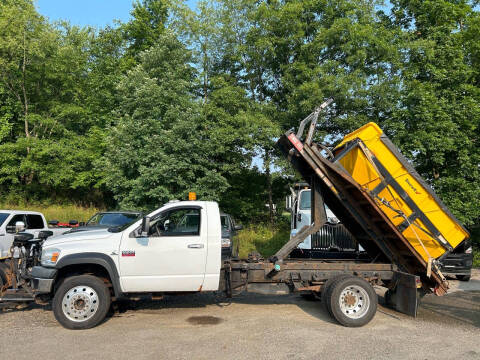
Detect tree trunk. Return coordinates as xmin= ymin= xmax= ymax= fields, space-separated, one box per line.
xmin=22 ymin=28 xmax=30 ymax=139
xmin=264 ymin=149 xmax=274 ymax=226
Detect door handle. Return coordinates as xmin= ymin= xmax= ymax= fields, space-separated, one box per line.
xmin=188 ymin=244 xmax=204 ymax=249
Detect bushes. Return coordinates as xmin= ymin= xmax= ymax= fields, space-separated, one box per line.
xmin=234 ymin=222 xmax=290 ymax=259
xmin=0 ymin=203 xmax=100 ymax=223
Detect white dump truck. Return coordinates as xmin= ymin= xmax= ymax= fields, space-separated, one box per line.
xmin=0 ymin=101 xmax=469 ymax=330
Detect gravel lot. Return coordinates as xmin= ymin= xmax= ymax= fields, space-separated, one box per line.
xmin=1 ymin=270 xmax=479 ymax=360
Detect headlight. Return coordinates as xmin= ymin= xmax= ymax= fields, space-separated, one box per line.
xmin=41 ymin=248 xmax=61 ymax=267
xmin=465 ymin=246 xmax=472 ymax=254
xmin=221 ymin=238 xmax=231 ymax=248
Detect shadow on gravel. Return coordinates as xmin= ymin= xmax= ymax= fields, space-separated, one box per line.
xmin=418 ymin=290 xmax=480 ymax=328
xmin=112 ymin=292 xmax=337 ymax=325
xmin=0 ymin=302 xmax=50 ymax=314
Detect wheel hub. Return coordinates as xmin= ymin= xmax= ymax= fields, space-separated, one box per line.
xmin=339 ymin=285 xmax=370 ymax=319
xmin=62 ymin=286 xmax=99 ymax=322
xmin=343 ymin=293 xmax=357 ymax=307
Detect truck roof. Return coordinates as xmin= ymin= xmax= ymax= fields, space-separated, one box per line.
xmin=0 ymin=210 xmax=44 ymax=216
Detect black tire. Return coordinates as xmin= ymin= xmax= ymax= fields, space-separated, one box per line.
xmin=456 ymin=275 xmax=471 ymax=282
xmin=300 ymin=291 xmax=321 ymax=301
xmin=53 ymin=275 xmax=111 ymax=330
xmin=328 ymin=276 xmax=377 ymax=327
xmin=0 ymin=261 xmax=9 ymax=287
xmin=322 ymin=274 xmax=352 ymax=316
xmin=384 ymin=289 xmax=393 ymax=307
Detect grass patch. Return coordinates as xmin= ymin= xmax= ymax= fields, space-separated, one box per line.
xmin=234 ymin=223 xmax=290 ymax=258
xmin=473 ymin=248 xmax=480 ymax=268
xmin=0 ymin=203 xmax=101 ymax=223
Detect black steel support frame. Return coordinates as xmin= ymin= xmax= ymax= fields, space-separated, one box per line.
xmin=272 ymin=176 xmax=327 ymax=263
xmin=226 ymin=260 xmax=396 ymax=290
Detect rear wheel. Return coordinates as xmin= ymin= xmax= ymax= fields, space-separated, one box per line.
xmin=327 ymin=276 xmax=377 ymax=327
xmin=53 ymin=275 xmax=111 ymax=330
xmin=322 ymin=274 xmax=351 ymax=316
xmin=456 ymin=275 xmax=471 ymax=282
xmin=0 ymin=261 xmax=10 ymax=288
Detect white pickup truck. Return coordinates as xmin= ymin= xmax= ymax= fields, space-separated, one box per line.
xmin=31 ymin=201 xmax=222 ymax=329
xmin=0 ymin=210 xmax=66 ymax=258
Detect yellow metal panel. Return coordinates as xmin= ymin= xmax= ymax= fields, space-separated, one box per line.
xmin=335 ymin=122 xmax=469 ymax=262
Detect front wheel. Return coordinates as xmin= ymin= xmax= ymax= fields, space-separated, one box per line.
xmin=53 ymin=275 xmax=111 ymax=330
xmin=327 ymin=276 xmax=377 ymax=327
xmin=456 ymin=275 xmax=471 ymax=282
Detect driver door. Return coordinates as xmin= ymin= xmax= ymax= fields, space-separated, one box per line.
xmin=119 ymin=206 xmax=207 ymax=292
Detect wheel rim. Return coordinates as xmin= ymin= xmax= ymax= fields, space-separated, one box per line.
xmin=338 ymin=285 xmax=370 ymax=319
xmin=62 ymin=286 xmax=99 ymax=322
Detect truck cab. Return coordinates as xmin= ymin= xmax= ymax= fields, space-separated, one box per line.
xmin=30 ymin=201 xmax=221 ymax=329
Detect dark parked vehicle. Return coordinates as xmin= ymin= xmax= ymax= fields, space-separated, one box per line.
xmin=439 ymin=239 xmax=473 ymax=281
xmin=221 ymin=212 xmax=242 ymax=258
xmin=63 ymin=211 xmax=142 ymax=234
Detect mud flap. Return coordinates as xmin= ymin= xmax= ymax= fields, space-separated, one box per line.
xmin=391 ymin=271 xmax=420 ymax=317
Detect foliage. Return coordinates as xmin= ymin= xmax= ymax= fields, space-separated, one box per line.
xmin=0 ymin=0 xmax=109 ymax=205
xmin=235 ymin=220 xmax=290 ymax=258
xmin=0 ymin=203 xmax=100 ymax=223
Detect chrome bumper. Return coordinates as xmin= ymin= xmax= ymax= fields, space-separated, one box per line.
xmin=32 ymin=278 xmax=55 ymax=293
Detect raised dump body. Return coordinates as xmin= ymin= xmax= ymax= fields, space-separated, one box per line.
xmin=333 ymin=123 xmax=469 ymax=263
xmin=276 ymin=106 xmax=468 ymax=295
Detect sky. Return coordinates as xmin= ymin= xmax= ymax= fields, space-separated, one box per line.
xmin=36 ymin=0 xmax=197 ymax=28
xmin=36 ymin=0 xmax=134 ymax=27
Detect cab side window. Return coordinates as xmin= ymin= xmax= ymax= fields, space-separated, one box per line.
xmin=149 ymin=208 xmax=201 ymax=237
xmin=7 ymin=214 xmax=25 ymax=227
xmin=6 ymin=214 xmax=25 ymax=233
xmin=26 ymin=215 xmax=44 ymax=229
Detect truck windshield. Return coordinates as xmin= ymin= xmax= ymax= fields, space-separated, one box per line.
xmin=299 ymin=190 xmax=311 ymax=210
xmin=88 ymin=213 xmax=139 ymax=227
xmin=221 ymin=215 xmax=230 ymax=230
xmin=0 ymin=213 xmax=9 ymax=227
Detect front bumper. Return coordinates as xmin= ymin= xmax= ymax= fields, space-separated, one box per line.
xmin=222 ymin=246 xmax=232 ymax=258
xmin=439 ymin=253 xmax=473 ymax=276
xmin=31 ymin=266 xmax=57 ymax=294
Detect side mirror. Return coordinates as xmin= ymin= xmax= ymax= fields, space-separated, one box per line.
xmin=15 ymin=221 xmax=26 ymax=233
xmin=140 ymin=216 xmax=151 ymax=237
xmin=164 ymin=219 xmax=170 ymax=231
xmin=234 ymin=224 xmax=243 ymax=231
xmin=285 ymin=195 xmax=292 ymax=211
xmin=38 ymin=230 xmax=54 ymax=240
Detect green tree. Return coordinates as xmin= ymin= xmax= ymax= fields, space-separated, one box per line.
xmin=0 ymin=0 xmax=111 ymax=204
xmin=101 ymin=32 xmax=226 ymax=209
xmin=389 ymin=0 xmax=480 ymax=225
xmin=122 ymin=0 xmax=169 ymax=60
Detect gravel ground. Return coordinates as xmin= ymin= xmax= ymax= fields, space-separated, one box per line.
xmin=0 ymin=270 xmax=479 ymax=360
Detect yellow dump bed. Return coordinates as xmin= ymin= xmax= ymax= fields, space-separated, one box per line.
xmin=334 ymin=122 xmax=469 ymax=262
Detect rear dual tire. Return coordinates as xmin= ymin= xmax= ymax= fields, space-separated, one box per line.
xmin=456 ymin=275 xmax=471 ymax=282
xmin=323 ymin=275 xmax=377 ymax=327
